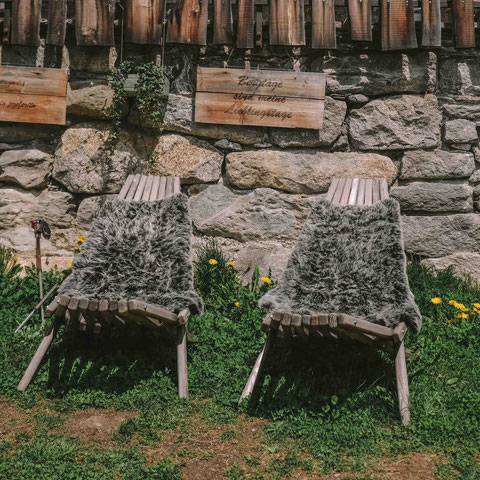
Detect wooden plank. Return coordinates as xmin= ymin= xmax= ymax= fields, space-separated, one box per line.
xmin=348 ymin=177 xmax=360 ymax=205
xmin=46 ymin=0 xmax=67 ymax=45
xmin=394 ymin=340 xmax=410 ymax=425
xmin=347 ymin=0 xmax=372 ymax=41
xmin=197 ymin=67 xmax=326 ymax=100
xmin=269 ymin=0 xmax=306 ymax=46
xmin=236 ymin=0 xmax=254 ymax=48
xmin=421 ymin=0 xmax=441 ymax=46
xmin=452 ymin=0 xmax=475 ymax=48
xmin=195 ymin=92 xmax=324 ymax=129
xmin=125 ymin=0 xmax=164 ymax=45
xmin=379 ymin=178 xmax=389 ymax=200
xmin=149 ymin=176 xmax=161 ymax=200
xmin=118 ymin=175 xmax=134 ymax=200
xmin=11 ymin=0 xmax=41 ymax=46
xmin=326 ymin=178 xmax=339 ymax=202
xmin=127 ymin=299 xmax=178 ymax=324
xmin=142 ymin=176 xmax=154 ymax=200
xmin=177 ymin=323 xmax=189 ymax=398
xmin=337 ymin=314 xmax=394 ymax=339
xmin=166 ymin=0 xmax=208 ymax=45
xmin=45 ymin=297 xmax=59 ymax=318
xmin=76 ymin=0 xmax=115 ymax=46
xmin=67 ymin=296 xmax=80 ymax=324
xmin=339 ymin=177 xmax=353 ymax=205
xmin=255 ymin=11 xmax=263 ymax=46
xmin=125 ymin=174 xmax=141 ymax=200
xmin=381 ymin=0 xmax=417 ymax=50
xmin=364 ymin=178 xmax=373 ymax=205
xmin=133 ymin=175 xmax=148 ymax=201
xmin=173 ymin=176 xmax=181 ymax=194
xmin=311 ymin=0 xmax=336 ymax=49
xmin=166 ymin=176 xmax=174 ymax=196
xmin=372 ymin=178 xmax=380 ymax=204
xmin=356 ymin=178 xmax=366 ymax=205
xmin=213 ymin=0 xmax=233 ymax=44
xmin=0 ymin=93 xmax=66 ymax=125
xmin=331 ymin=177 xmax=346 ymax=204
xmin=0 ymin=66 xmax=68 ymax=97
xmin=157 ymin=176 xmax=167 ymax=199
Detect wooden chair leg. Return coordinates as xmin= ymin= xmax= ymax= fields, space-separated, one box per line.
xmin=18 ymin=316 xmax=63 ymax=392
xmin=176 ymin=324 xmax=188 ymax=399
xmin=394 ymin=339 xmax=411 ymax=426
xmin=239 ymin=328 xmax=278 ymax=403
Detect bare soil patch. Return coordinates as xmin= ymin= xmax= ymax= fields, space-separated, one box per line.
xmin=0 ymin=401 xmax=35 ymax=442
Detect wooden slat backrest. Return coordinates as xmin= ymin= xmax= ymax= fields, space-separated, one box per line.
xmin=326 ymin=177 xmax=390 ymax=205
xmin=118 ymin=176 xmax=180 ymax=202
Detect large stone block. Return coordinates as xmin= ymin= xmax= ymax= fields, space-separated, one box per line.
xmin=189 ymin=185 xmax=314 ymax=242
xmin=348 ymin=94 xmax=441 ymax=151
xmin=269 ymin=97 xmax=347 ymax=148
xmin=311 ymin=51 xmax=436 ymax=96
xmin=129 ymin=94 xmax=265 ymax=145
xmin=402 ymin=213 xmax=480 ymax=257
xmin=68 ymin=46 xmax=117 ymax=74
xmin=0 ymin=149 xmax=53 ymax=189
xmin=444 ymin=119 xmax=478 ymax=145
xmin=53 ymin=123 xmax=149 ymax=194
xmin=442 ymin=103 xmax=480 ymax=125
xmin=0 ymin=124 xmax=60 ymax=143
xmin=422 ymin=252 xmax=480 ymax=283
xmin=391 ymin=182 xmax=473 ymax=213
xmin=150 ymin=134 xmax=223 ymax=184
xmin=0 ymin=187 xmax=76 ymax=253
xmin=438 ymin=55 xmax=480 ymax=97
xmin=226 ymin=150 xmax=397 ymax=193
xmin=401 ymin=150 xmax=475 ymax=180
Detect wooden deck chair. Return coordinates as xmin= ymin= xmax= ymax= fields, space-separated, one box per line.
xmin=18 ymin=175 xmax=202 ymax=398
xmin=240 ymin=177 xmax=421 ymax=425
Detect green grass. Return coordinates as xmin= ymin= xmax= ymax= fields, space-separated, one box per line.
xmin=0 ymin=246 xmax=479 ymax=479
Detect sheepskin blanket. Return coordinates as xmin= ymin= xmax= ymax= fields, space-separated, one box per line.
xmin=259 ymin=198 xmax=422 ymax=332
xmin=60 ymin=193 xmax=203 ymax=315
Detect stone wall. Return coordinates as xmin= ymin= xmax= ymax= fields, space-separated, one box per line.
xmin=1 ymin=38 xmax=480 ymax=281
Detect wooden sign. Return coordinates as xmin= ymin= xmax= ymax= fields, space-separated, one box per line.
xmin=269 ymin=0 xmax=305 ymax=46
xmin=0 ymin=66 xmax=67 ymax=125
xmin=381 ymin=0 xmax=417 ymax=50
xmin=311 ymin=0 xmax=336 ymax=49
xmin=348 ymin=0 xmax=372 ymax=42
xmin=195 ymin=67 xmax=325 ymax=130
xmin=76 ymin=0 xmax=115 ymax=46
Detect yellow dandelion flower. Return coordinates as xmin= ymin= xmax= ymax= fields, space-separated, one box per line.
xmin=457 ymin=313 xmax=469 ymax=319
xmin=227 ymin=262 xmax=236 ymax=267
xmin=235 ymin=302 xmax=240 ymax=307
xmin=261 ymin=276 xmax=272 ymax=284
xmin=68 ymin=258 xmax=73 ymax=268
xmin=474 ymin=303 xmax=480 ymax=309
xmin=74 ymin=246 xmax=81 ymax=253
xmin=208 ymin=259 xmax=218 ymax=265
xmin=431 ymin=297 xmax=442 ymax=305
xmin=77 ymin=235 xmax=87 ymax=244
xmin=12 ymin=257 xmax=17 ymax=262
xmin=448 ymin=300 xmax=457 ymax=306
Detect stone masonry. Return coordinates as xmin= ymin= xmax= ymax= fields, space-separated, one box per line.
xmin=1 ymin=41 xmax=480 ymax=282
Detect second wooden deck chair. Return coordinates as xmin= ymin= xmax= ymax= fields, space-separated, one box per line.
xmin=240 ymin=177 xmax=421 ymax=425
xmin=18 ymin=175 xmax=203 ymax=398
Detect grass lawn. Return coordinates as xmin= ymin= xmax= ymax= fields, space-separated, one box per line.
xmin=0 ymin=244 xmax=479 ymax=479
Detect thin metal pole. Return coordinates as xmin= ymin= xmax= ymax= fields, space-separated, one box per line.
xmin=36 ymin=234 xmax=45 ymax=324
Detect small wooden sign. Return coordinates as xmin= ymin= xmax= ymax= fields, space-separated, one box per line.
xmin=195 ymin=67 xmax=326 ymax=130
xmin=0 ymin=66 xmax=68 ymax=125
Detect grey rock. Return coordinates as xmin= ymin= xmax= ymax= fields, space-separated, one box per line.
xmin=129 ymin=94 xmax=265 ymax=145
xmin=347 ymin=94 xmax=369 ymax=105
xmin=391 ymin=182 xmax=473 ymax=213
xmin=269 ymin=97 xmax=347 ymax=148
xmin=438 ymin=56 xmax=480 ymax=96
xmin=150 ymin=134 xmax=224 ymax=184
xmin=53 ymin=123 xmax=149 ymax=194
xmin=402 ymin=213 xmax=480 ymax=257
xmin=189 ymin=185 xmax=313 ymax=242
xmin=214 ymin=139 xmax=242 ymax=152
xmin=226 ymin=150 xmax=397 ymax=193
xmin=422 ymin=252 xmax=480 ymax=283
xmin=469 ymin=169 xmax=480 ymax=183
xmin=442 ymin=103 xmax=480 ymax=124
xmin=349 ymin=94 xmax=441 ymax=151
xmin=450 ymin=143 xmax=473 ymax=151
xmin=76 ymin=195 xmax=115 ymax=230
xmin=444 ymin=119 xmax=478 ymax=145
xmin=68 ymin=46 xmax=117 ymax=74
xmin=312 ymin=51 xmax=436 ymax=96
xmin=0 ymin=149 xmax=53 ymax=189
xmin=401 ymin=150 xmax=475 ymax=180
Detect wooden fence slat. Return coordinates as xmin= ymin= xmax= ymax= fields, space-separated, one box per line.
xmin=311 ymin=0 xmax=336 ymax=49
xmin=213 ymin=0 xmax=233 ymax=44
xmin=347 ymin=0 xmax=372 ymax=41
xmin=46 ymin=0 xmax=67 ymax=45
xmin=236 ymin=0 xmax=255 ymax=48
xmin=76 ymin=0 xmax=115 ymax=46
xmin=381 ymin=0 xmax=417 ymax=50
xmin=11 ymin=0 xmax=41 ymax=46
xmin=166 ymin=0 xmax=208 ymax=45
xmin=125 ymin=0 xmax=164 ymax=45
xmin=269 ymin=0 xmax=305 ymax=46
xmin=421 ymin=0 xmax=441 ymax=46
xmin=452 ymin=0 xmax=475 ymax=48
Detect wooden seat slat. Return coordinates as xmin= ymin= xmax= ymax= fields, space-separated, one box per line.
xmin=372 ymin=179 xmax=380 ymax=204
xmin=118 ymin=174 xmax=134 ymax=200
xmin=125 ymin=174 xmax=141 ymax=200
xmin=142 ymin=176 xmax=154 ymax=200
xmin=364 ymin=178 xmax=373 ymax=205
xmin=173 ymin=177 xmax=181 ymax=194
xmin=127 ymin=299 xmax=178 ymax=324
xmin=339 ymin=177 xmax=353 ymax=205
xmin=332 ymin=177 xmax=347 ymax=204
xmin=149 ymin=176 xmax=161 ymax=201
xmin=165 ymin=176 xmax=174 ymax=197
xmin=380 ymin=178 xmax=389 ymax=200
xmin=326 ymin=178 xmax=339 ymax=202
xmin=157 ymin=177 xmax=167 ymax=200
xmin=348 ymin=177 xmax=360 ymax=205
xmin=356 ymin=178 xmax=366 ymax=205
xmin=133 ymin=175 xmax=148 ymax=201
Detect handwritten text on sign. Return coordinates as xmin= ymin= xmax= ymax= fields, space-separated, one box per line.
xmin=194 ymin=68 xmax=326 ymax=130
xmin=0 ymin=66 xmax=68 ymax=125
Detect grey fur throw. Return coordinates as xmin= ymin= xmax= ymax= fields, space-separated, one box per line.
xmin=60 ymin=193 xmax=203 ymax=315
xmin=259 ymin=198 xmax=422 ymax=332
